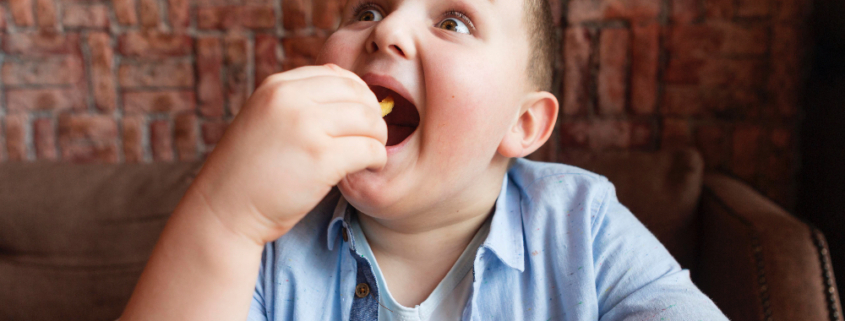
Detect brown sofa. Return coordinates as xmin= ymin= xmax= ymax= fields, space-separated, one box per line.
xmin=0 ymin=149 xmax=841 ymax=320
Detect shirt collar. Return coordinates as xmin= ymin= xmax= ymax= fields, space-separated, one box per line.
xmin=324 ymin=173 xmax=526 ymax=272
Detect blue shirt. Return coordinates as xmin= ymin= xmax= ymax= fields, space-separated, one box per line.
xmin=247 ymin=159 xmax=729 ymax=320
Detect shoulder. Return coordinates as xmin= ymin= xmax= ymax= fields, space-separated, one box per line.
xmin=509 ymin=158 xmax=616 ymax=214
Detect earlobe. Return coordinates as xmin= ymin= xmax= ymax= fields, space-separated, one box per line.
xmin=497 ymin=91 xmax=559 ymax=158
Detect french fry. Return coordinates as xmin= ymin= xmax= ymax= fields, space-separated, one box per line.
xmin=380 ymin=97 xmax=394 ymax=117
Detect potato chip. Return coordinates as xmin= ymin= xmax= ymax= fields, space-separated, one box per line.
xmin=380 ymin=97 xmax=394 ymax=117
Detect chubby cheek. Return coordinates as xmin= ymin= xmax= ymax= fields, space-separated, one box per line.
xmin=423 ymin=54 xmax=514 ymax=165
xmin=316 ymin=30 xmax=361 ymax=68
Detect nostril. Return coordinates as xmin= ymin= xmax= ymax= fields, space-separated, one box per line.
xmin=391 ymin=45 xmax=404 ymax=56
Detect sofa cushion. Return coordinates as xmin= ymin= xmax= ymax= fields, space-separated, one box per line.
xmin=560 ymin=148 xmax=704 ymax=270
xmin=0 ymin=162 xmax=201 ymax=320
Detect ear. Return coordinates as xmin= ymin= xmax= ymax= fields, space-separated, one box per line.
xmin=497 ymin=91 xmax=559 ymax=158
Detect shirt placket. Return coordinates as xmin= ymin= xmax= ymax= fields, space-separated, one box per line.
xmin=341 ymin=217 xmax=380 ymax=321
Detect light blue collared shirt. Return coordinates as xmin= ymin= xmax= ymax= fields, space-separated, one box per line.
xmin=247 ymin=159 xmax=729 ymax=320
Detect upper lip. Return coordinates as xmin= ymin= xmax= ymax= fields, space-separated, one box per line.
xmin=359 ymin=73 xmax=417 ymax=109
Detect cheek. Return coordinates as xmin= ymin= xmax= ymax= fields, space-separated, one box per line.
xmin=424 ymin=52 xmax=516 ymax=153
xmin=316 ymin=30 xmax=361 ymax=67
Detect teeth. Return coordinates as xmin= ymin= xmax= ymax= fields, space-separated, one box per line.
xmin=379 ymin=96 xmax=394 ymax=117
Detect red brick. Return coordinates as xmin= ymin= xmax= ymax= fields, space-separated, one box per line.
xmin=35 ymin=0 xmax=59 ymax=30
xmin=313 ymin=0 xmax=342 ymax=29
xmin=119 ymin=31 xmax=193 ymax=57
xmin=568 ymin=0 xmax=660 ymax=23
xmin=255 ymin=34 xmax=279 ymax=86
xmin=661 ymin=85 xmax=702 ymax=116
xmin=58 ymin=114 xmax=119 ymax=163
xmin=281 ymin=35 xmax=327 ymax=71
xmin=10 ymin=0 xmax=35 ymax=26
xmin=7 ymin=88 xmax=86 ymax=113
xmin=201 ymin=120 xmax=228 ymax=145
xmin=730 ymin=125 xmax=761 ymax=181
xmin=174 ymin=113 xmax=198 ymax=161
xmin=113 ymin=0 xmax=138 ymax=25
xmin=62 ymin=4 xmax=110 ymax=28
xmin=150 ymin=120 xmax=174 ymax=161
xmin=597 ymin=28 xmax=629 ymax=116
xmin=671 ymin=0 xmax=701 ymax=23
xmin=769 ymin=25 xmax=801 ymax=117
xmin=139 ymin=0 xmax=160 ymax=28
xmin=88 ymin=32 xmax=117 ymax=112
xmin=283 ymin=0 xmax=310 ymax=30
xmin=631 ymin=22 xmax=659 ymax=114
xmin=770 ymin=127 xmax=792 ymax=150
xmin=668 ymin=22 xmax=767 ymax=61
xmin=701 ymin=87 xmax=762 ymax=118
xmin=124 ymin=90 xmax=196 ymax=115
xmin=119 ymin=61 xmax=195 ymax=88
xmin=664 ymin=57 xmax=705 ymax=84
xmin=122 ymin=116 xmax=145 ymax=162
xmin=774 ymin=0 xmax=807 ymax=22
xmin=168 ymin=0 xmax=190 ymax=29
xmin=705 ymin=0 xmax=733 ymax=18
xmin=195 ymin=0 xmax=275 ymax=5
xmin=197 ymin=5 xmax=276 ymax=29
xmin=2 ymin=56 xmax=84 ymax=86
xmin=737 ymin=0 xmax=769 ymax=17
xmin=197 ymin=37 xmax=225 ymax=118
xmin=4 ymin=32 xmax=80 ymax=55
xmin=630 ymin=120 xmax=655 ymax=149
xmin=562 ymin=27 xmax=592 ymax=116
xmin=699 ymin=58 xmax=766 ymax=89
xmin=695 ymin=124 xmax=728 ymax=169
xmin=559 ymin=120 xmax=631 ymax=150
xmin=5 ymin=114 xmax=29 ymax=161
xmin=33 ymin=118 xmax=57 ymax=160
xmin=661 ymin=118 xmax=693 ymax=148
xmin=226 ymin=35 xmax=249 ymax=115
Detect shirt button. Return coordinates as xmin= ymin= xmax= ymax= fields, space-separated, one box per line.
xmin=355 ymin=283 xmax=370 ymax=298
xmin=342 ymin=227 xmax=349 ymax=242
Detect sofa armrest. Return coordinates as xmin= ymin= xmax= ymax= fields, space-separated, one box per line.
xmin=696 ymin=173 xmax=842 ymax=321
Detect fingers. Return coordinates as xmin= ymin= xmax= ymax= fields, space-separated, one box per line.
xmin=317 ymin=103 xmax=387 ymax=145
xmin=294 ymin=76 xmax=378 ymax=107
xmin=330 ymin=136 xmax=388 ymax=174
xmin=261 ymin=64 xmax=368 ymax=89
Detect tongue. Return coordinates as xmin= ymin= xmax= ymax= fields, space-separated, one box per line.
xmin=387 ymin=125 xmax=415 ymax=146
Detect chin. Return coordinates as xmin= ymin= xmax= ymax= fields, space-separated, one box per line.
xmin=338 ymin=171 xmax=397 ymax=217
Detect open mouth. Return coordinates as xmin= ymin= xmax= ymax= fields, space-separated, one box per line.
xmin=370 ymin=85 xmax=420 ymax=146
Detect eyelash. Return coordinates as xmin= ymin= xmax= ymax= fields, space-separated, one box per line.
xmin=350 ymin=2 xmax=476 ymax=32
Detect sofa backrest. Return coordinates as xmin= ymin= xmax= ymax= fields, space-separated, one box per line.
xmin=562 ymin=148 xmax=705 ymax=270
xmin=0 ymin=162 xmax=201 ymax=321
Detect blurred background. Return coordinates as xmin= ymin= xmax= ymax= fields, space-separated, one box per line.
xmin=0 ymin=0 xmax=841 ymax=317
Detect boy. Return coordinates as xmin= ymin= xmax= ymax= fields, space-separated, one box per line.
xmin=121 ymin=0 xmax=729 ymax=319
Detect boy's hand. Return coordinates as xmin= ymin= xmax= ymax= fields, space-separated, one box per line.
xmin=187 ymin=64 xmax=387 ymax=245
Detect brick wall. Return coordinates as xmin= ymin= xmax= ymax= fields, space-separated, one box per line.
xmin=0 ymin=0 xmax=808 ymax=207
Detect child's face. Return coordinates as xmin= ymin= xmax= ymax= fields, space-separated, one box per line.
xmin=317 ymin=0 xmax=533 ymax=216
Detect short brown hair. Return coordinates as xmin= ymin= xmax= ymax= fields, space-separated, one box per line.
xmin=524 ymin=0 xmax=557 ymax=92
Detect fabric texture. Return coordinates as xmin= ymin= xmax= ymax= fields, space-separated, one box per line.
xmin=348 ymin=206 xmax=488 ymax=321
xmin=247 ymin=158 xmax=729 ymax=321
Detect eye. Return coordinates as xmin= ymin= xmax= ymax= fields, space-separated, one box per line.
xmin=436 ymin=12 xmax=472 ymax=34
xmin=356 ymin=9 xmax=383 ymax=22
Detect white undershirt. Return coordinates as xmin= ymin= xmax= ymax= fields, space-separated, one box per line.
xmin=348 ymin=213 xmax=491 ymax=321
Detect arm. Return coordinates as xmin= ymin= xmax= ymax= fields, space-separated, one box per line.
xmin=119 ymin=64 xmax=387 ymax=321
xmin=591 ymin=184 xmax=729 ymax=320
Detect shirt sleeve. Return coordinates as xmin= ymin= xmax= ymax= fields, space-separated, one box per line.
xmin=246 ymin=245 xmax=271 ymax=321
xmin=591 ymin=183 xmax=730 ymax=320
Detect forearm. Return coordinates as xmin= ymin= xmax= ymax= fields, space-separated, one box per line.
xmin=120 ymin=190 xmax=268 ymax=321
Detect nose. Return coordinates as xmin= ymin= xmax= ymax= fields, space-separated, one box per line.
xmin=365 ymin=12 xmax=417 ymax=60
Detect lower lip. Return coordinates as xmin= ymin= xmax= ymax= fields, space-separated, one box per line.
xmin=385 ymin=126 xmax=416 ymax=156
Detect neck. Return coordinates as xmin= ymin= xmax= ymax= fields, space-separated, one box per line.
xmin=357 ymin=167 xmax=505 ymax=265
